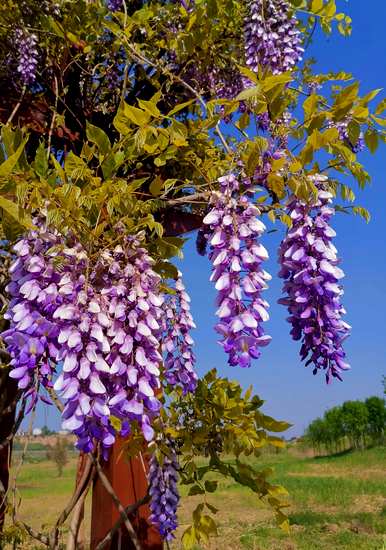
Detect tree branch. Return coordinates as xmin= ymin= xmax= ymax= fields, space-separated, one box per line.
xmin=65 ymin=485 xmax=89 ymax=550
xmin=48 ymin=455 xmax=94 ymax=549
xmin=92 ymin=456 xmax=143 ymax=550
xmin=95 ymin=494 xmax=150 ymax=550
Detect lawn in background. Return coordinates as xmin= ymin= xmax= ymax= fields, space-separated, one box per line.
xmin=5 ymin=445 xmax=386 ymax=549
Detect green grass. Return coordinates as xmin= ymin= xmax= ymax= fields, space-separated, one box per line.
xmin=4 ymin=446 xmax=386 ymax=549
xmin=173 ymin=446 xmax=386 ymax=550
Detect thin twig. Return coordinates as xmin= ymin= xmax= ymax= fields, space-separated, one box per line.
xmin=6 ymin=86 xmax=26 ymax=126
xmin=48 ymin=456 xmax=93 ymax=549
xmin=46 ymin=387 xmax=64 ymax=413
xmin=20 ymin=521 xmax=49 ymax=546
xmin=0 ymin=399 xmax=26 ymax=452
xmin=65 ymin=476 xmax=92 ymax=550
xmin=9 ymin=406 xmax=36 ymax=537
xmin=47 ymin=76 xmax=59 ymax=160
xmin=92 ymin=456 xmax=143 ymax=550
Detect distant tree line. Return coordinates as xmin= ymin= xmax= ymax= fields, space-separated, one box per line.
xmin=304 ymin=396 xmax=386 ymax=455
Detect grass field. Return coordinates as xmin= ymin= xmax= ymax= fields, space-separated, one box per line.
xmin=4 ymin=445 xmax=386 ymax=549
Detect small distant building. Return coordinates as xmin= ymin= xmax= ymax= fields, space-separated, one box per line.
xmin=58 ymin=430 xmax=69 ymax=436
xmin=32 ymin=428 xmax=42 ymax=436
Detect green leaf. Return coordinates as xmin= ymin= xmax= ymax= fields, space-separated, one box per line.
xmin=332 ymin=82 xmax=359 ymax=119
xmin=167 ymin=99 xmax=195 ymax=116
xmin=64 ymin=152 xmax=90 ymax=180
xmin=262 ymin=72 xmax=293 ymax=93
xmin=188 ymin=485 xmax=205 ymax=496
xmin=137 ymin=98 xmax=161 ymax=118
xmin=109 ymin=416 xmax=122 ymax=432
xmin=123 ymin=103 xmax=151 ymax=126
xmin=153 ymin=260 xmax=179 ymax=280
xmin=347 ymin=121 xmax=360 ymax=146
xmin=149 ymin=176 xmax=164 ymax=196
xmin=375 ymin=98 xmax=386 ymax=115
xmin=0 ymin=139 xmax=28 ymax=177
xmin=50 ymin=154 xmax=66 ymax=184
xmin=235 ymin=85 xmax=263 ymax=101
xmin=200 ymin=514 xmax=218 ymax=537
xmin=181 ymin=527 xmax=197 ymax=550
xmin=361 ymin=88 xmax=382 ymax=104
xmin=204 ymin=480 xmax=218 ymax=493
xmin=0 ymin=197 xmax=32 ymax=228
xmin=303 ymin=94 xmax=319 ymax=121
xmin=86 ymin=123 xmax=111 ymax=156
xmin=238 ymin=65 xmax=259 ymax=84
xmin=371 ymin=115 xmax=386 ymax=128
xmin=364 ymin=129 xmax=379 ymax=153
xmin=352 ymin=206 xmax=370 ymax=223
xmin=205 ymin=502 xmax=219 ymax=514
xmin=32 ymin=141 xmax=48 ymax=178
xmin=1 ymin=211 xmax=24 ymax=241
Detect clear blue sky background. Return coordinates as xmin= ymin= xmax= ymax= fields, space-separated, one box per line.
xmin=31 ymin=3 xmax=386 ymax=436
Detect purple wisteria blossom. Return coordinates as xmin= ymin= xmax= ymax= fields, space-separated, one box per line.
xmin=244 ymin=0 xmax=303 ymax=75
xmin=148 ymin=444 xmax=180 ymax=541
xmin=2 ymin=222 xmax=165 ymax=455
xmin=162 ymin=272 xmax=197 ymax=394
xmin=14 ymin=29 xmax=39 ymax=85
xmin=106 ymin=0 xmax=123 ymax=10
xmin=203 ymin=174 xmax=272 ymax=368
xmin=278 ymin=174 xmax=351 ymax=383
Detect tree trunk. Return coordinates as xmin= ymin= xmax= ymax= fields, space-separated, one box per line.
xmin=90 ymin=437 xmax=163 ymax=550
xmin=0 ymin=373 xmax=18 ymax=532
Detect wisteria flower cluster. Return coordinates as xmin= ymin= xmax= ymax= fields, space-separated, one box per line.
xmin=148 ymin=443 xmax=180 ymax=541
xmin=162 ymin=271 xmax=198 ymax=394
xmin=14 ymin=28 xmax=39 ymax=85
xmin=2 ymin=220 xmax=197 ymax=455
xmin=278 ymin=174 xmax=351 ymax=383
xmin=203 ymin=173 xmax=272 ymax=368
xmin=244 ymin=0 xmax=304 ymax=75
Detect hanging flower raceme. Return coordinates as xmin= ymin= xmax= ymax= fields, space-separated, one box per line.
xmin=14 ymin=28 xmax=39 ymax=85
xmin=148 ymin=443 xmax=180 ymax=541
xmin=278 ymin=174 xmax=351 ymax=383
xmin=244 ymin=0 xmax=303 ymax=75
xmin=2 ymin=221 xmax=165 ymax=455
xmin=162 ymin=271 xmax=198 ymax=394
xmin=3 ymin=224 xmax=64 ymax=409
xmin=203 ymin=174 xmax=272 ymax=368
xmin=54 ymin=237 xmax=165 ymax=455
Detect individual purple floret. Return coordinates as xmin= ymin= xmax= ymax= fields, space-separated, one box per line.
xmin=278 ymin=174 xmax=351 ymax=383
xmin=148 ymin=443 xmax=180 ymax=541
xmin=106 ymin=0 xmax=122 ymax=11
xmin=203 ymin=174 xmax=272 ymax=368
xmin=162 ymin=271 xmax=198 ymax=394
xmin=244 ymin=0 xmax=304 ymax=75
xmin=14 ymin=28 xmax=39 ymax=85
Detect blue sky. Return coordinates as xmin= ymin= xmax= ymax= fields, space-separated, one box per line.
xmin=30 ymin=3 xmax=386 ymax=435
